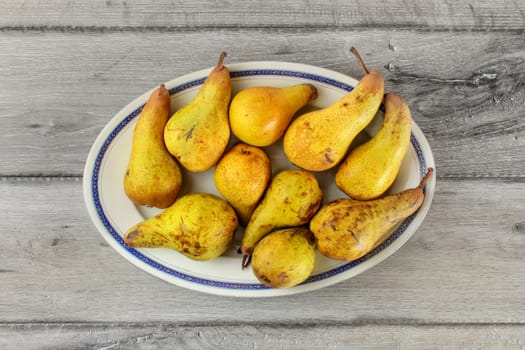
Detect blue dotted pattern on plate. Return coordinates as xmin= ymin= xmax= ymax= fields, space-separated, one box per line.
xmin=91 ymin=69 xmax=427 ymax=290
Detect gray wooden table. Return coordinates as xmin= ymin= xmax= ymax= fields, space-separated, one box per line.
xmin=1 ymin=1 xmax=524 ymax=348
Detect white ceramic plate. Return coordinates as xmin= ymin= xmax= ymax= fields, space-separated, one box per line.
xmin=83 ymin=61 xmax=436 ymax=297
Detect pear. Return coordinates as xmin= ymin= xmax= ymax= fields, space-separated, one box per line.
xmin=240 ymin=169 xmax=323 ymax=268
xmin=229 ymin=84 xmax=318 ymax=147
xmin=164 ymin=52 xmax=231 ymax=172
xmin=310 ymin=168 xmax=433 ymax=261
xmin=214 ymin=143 xmax=272 ymax=226
xmin=283 ymin=47 xmax=384 ymax=171
xmin=124 ymin=84 xmax=182 ymax=209
xmin=124 ymin=193 xmax=238 ymax=261
xmin=251 ymin=228 xmax=316 ymax=288
xmin=336 ymin=92 xmax=412 ymax=200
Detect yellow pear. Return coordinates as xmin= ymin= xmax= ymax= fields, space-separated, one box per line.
xmin=252 ymin=228 xmax=316 ymax=288
xmin=214 ymin=143 xmax=272 ymax=226
xmin=164 ymin=52 xmax=231 ymax=172
xmin=124 ymin=84 xmax=182 ymax=209
xmin=310 ymin=168 xmax=433 ymax=261
xmin=240 ymin=169 xmax=323 ymax=268
xmin=124 ymin=193 xmax=238 ymax=261
xmin=336 ymin=92 xmax=412 ymax=200
xmin=283 ymin=48 xmax=384 ymax=171
xmin=229 ymin=84 xmax=318 ymax=146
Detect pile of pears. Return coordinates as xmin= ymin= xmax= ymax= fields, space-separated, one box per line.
xmin=122 ymin=49 xmax=433 ymax=289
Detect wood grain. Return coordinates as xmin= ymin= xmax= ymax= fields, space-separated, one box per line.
xmin=1 ymin=178 xmax=524 ymax=323
xmin=2 ymin=322 xmax=525 ymax=350
xmin=1 ymin=30 xmax=523 ymax=178
xmin=2 ymin=0 xmax=524 ymax=346
xmin=1 ymin=0 xmax=524 ymax=30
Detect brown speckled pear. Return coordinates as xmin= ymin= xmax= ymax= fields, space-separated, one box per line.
xmin=283 ymin=48 xmax=384 ymax=171
xmin=164 ymin=52 xmax=231 ymax=172
xmin=252 ymin=228 xmax=316 ymax=288
xmin=229 ymin=83 xmax=318 ymax=146
xmin=240 ymin=169 xmax=323 ymax=268
xmin=310 ymin=168 xmax=433 ymax=261
xmin=214 ymin=143 xmax=272 ymax=226
xmin=124 ymin=84 xmax=182 ymax=209
xmin=336 ymin=92 xmax=412 ymax=200
xmin=124 ymin=193 xmax=238 ymax=261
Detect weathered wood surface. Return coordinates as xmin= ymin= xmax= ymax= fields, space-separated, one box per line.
xmin=1 ymin=179 xmax=524 ymax=323
xmin=1 ymin=0 xmax=524 ymax=30
xmin=1 ymin=0 xmax=525 ymax=348
xmin=1 ymin=31 xmax=523 ymax=178
xmin=2 ymin=323 xmax=525 ymax=350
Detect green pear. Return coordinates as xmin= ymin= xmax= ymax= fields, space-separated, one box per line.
xmin=240 ymin=169 xmax=323 ymax=268
xmin=124 ymin=193 xmax=238 ymax=261
xmin=164 ymin=52 xmax=231 ymax=172
xmin=283 ymin=47 xmax=384 ymax=171
xmin=252 ymin=228 xmax=316 ymax=288
xmin=310 ymin=168 xmax=433 ymax=261
xmin=336 ymin=92 xmax=412 ymax=200
xmin=229 ymin=84 xmax=318 ymax=146
xmin=124 ymin=84 xmax=182 ymax=209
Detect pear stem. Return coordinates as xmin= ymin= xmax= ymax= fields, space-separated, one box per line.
xmin=418 ymin=167 xmax=434 ymax=189
xmin=350 ymin=47 xmax=370 ymax=75
xmin=216 ymin=51 xmax=227 ymax=70
xmin=241 ymin=254 xmax=251 ymax=270
xmin=157 ymin=84 xmax=166 ymax=96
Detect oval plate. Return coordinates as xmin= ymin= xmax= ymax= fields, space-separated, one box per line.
xmin=83 ymin=61 xmax=436 ymax=297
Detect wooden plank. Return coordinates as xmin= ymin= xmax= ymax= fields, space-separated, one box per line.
xmin=0 ymin=0 xmax=524 ymax=30
xmin=0 ymin=30 xmax=523 ymax=178
xmin=2 ymin=322 xmax=525 ymax=350
xmin=1 ymin=178 xmax=524 ymax=323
